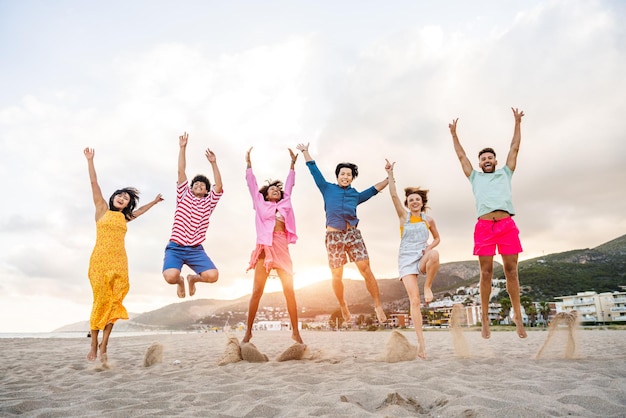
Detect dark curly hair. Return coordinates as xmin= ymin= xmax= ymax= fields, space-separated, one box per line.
xmin=259 ymin=179 xmax=284 ymax=201
xmin=335 ymin=162 xmax=358 ymax=178
xmin=191 ymin=174 xmax=211 ymax=197
xmin=403 ymin=187 xmax=429 ymax=212
xmin=109 ymin=187 xmax=140 ymax=221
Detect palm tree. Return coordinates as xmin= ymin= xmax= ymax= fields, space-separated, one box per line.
xmin=539 ymin=301 xmax=551 ymax=327
xmin=499 ymin=297 xmax=512 ymax=324
xmin=520 ymin=295 xmax=533 ymax=311
xmin=526 ymin=304 xmax=538 ymax=327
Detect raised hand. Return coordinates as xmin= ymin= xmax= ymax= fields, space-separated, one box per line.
xmin=448 ymin=118 xmax=458 ymax=136
xmin=179 ymin=132 xmax=189 ymax=148
xmin=289 ymin=148 xmax=298 ymax=163
xmin=205 ymin=148 xmax=216 ymax=163
xmin=385 ymin=158 xmax=395 ymax=174
xmin=84 ymin=147 xmax=95 ymax=160
xmin=512 ymin=107 xmax=525 ymax=123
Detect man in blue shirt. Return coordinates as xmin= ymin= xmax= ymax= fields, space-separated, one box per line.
xmin=297 ymin=143 xmax=389 ymax=325
xmin=449 ymin=107 xmax=527 ymax=340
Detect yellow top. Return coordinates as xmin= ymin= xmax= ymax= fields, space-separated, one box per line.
xmin=400 ymin=213 xmax=430 ymax=235
xmin=88 ymin=210 xmax=129 ymax=330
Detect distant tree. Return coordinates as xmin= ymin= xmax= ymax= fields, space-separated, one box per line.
xmin=456 ymin=289 xmax=466 ymax=296
xmin=499 ymin=297 xmax=512 ymax=324
xmin=526 ymin=304 xmax=538 ymax=327
xmin=329 ymin=309 xmax=344 ymax=329
xmin=539 ymin=301 xmax=551 ymax=326
xmin=520 ymin=296 xmax=533 ymax=311
xmin=463 ymin=297 xmax=473 ymax=306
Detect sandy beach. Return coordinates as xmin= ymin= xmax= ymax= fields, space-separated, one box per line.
xmin=1 ymin=328 xmax=625 ymax=417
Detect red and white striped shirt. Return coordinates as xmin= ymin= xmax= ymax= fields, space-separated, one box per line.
xmin=169 ymin=181 xmax=223 ymax=246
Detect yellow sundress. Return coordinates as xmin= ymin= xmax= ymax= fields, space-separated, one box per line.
xmin=88 ymin=210 xmax=130 ymax=330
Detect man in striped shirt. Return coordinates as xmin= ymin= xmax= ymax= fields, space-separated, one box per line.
xmin=162 ymin=132 xmax=224 ymax=298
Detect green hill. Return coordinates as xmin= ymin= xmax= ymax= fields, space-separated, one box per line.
xmin=57 ymin=233 xmax=626 ymax=331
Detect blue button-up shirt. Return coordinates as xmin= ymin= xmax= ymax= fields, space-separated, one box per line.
xmin=305 ymin=160 xmax=378 ymax=230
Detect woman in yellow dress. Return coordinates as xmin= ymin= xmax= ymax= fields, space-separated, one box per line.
xmin=84 ymin=147 xmax=163 ymax=363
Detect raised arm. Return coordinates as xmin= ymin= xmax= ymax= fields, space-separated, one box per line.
xmin=385 ymin=159 xmax=406 ymax=222
xmin=282 ymin=148 xmax=298 ymax=196
xmin=84 ymin=147 xmax=108 ymax=221
xmin=206 ymin=148 xmax=223 ymax=193
xmin=296 ymin=142 xmax=312 ymax=162
xmin=373 ymin=176 xmax=390 ymax=192
xmin=506 ymin=107 xmax=524 ymax=171
xmin=288 ymin=148 xmax=298 ymax=170
xmin=246 ymin=146 xmax=253 ymax=169
xmin=131 ymin=194 xmax=163 ymax=220
xmin=448 ymin=118 xmax=473 ymax=177
xmin=245 ymin=147 xmax=261 ymax=201
xmin=178 ymin=132 xmax=188 ymax=185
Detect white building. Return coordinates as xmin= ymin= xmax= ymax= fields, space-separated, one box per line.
xmin=555 ymin=291 xmax=626 ymax=323
xmin=252 ymin=320 xmax=302 ymax=331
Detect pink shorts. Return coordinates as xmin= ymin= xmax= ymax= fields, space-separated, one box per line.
xmin=473 ymin=217 xmax=522 ymax=256
xmin=247 ymin=231 xmax=293 ymax=275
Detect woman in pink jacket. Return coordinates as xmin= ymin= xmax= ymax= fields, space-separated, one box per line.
xmin=243 ymin=147 xmax=303 ymax=344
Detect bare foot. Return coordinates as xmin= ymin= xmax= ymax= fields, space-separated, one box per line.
xmin=513 ymin=317 xmax=527 ymax=339
xmin=186 ymin=275 xmax=196 ymax=297
xmin=481 ymin=322 xmax=491 ymax=339
xmin=242 ymin=332 xmax=252 ymax=343
xmin=177 ymin=278 xmax=185 ymax=298
xmin=292 ymin=333 xmax=303 ymax=344
xmin=424 ymin=286 xmax=433 ymax=303
xmin=86 ymin=346 xmax=97 ymax=361
xmin=100 ymin=352 xmax=110 ymax=369
xmin=375 ymin=306 xmax=387 ymax=323
xmin=417 ymin=345 xmax=426 ymax=359
xmin=341 ymin=305 xmax=351 ymax=322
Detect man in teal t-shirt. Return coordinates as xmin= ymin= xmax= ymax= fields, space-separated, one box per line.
xmin=449 ymin=107 xmax=527 ymax=340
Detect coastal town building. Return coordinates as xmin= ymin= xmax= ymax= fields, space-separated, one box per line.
xmin=555 ymin=291 xmax=626 ymax=324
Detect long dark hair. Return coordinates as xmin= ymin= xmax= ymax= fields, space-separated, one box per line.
xmin=109 ymin=187 xmax=140 ymax=221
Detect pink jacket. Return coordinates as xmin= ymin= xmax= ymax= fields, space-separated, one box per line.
xmin=246 ymin=168 xmax=298 ymax=246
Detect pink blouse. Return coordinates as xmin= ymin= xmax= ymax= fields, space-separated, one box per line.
xmin=246 ymin=168 xmax=298 ymax=246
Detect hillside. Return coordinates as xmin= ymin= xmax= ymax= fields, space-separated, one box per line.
xmin=516 ymin=234 xmax=626 ymax=300
xmin=54 ymin=233 xmax=626 ymax=332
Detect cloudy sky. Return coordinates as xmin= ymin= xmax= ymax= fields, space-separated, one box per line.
xmin=1 ymin=0 xmax=624 ymax=333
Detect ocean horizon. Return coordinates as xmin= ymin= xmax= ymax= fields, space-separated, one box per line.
xmin=0 ymin=330 xmax=201 ymax=339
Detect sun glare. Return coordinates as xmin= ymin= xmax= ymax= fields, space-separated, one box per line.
xmin=261 ymin=265 xmax=341 ymax=294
